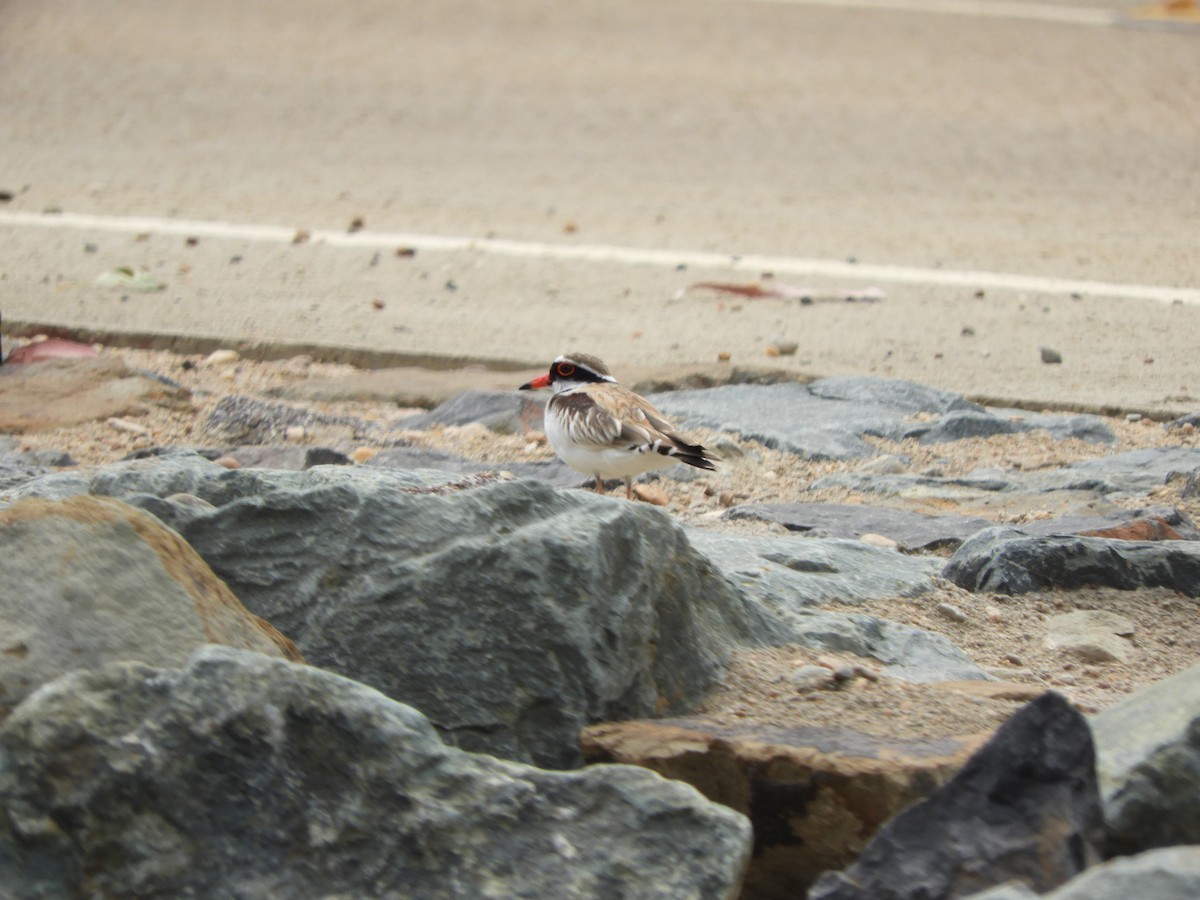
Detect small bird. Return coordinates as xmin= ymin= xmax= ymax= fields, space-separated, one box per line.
xmin=520 ymin=352 xmax=717 ymax=499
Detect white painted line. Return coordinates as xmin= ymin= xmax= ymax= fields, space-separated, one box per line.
xmin=713 ymin=0 xmax=1118 ymax=26
xmin=1 ymin=209 xmax=1197 ymax=304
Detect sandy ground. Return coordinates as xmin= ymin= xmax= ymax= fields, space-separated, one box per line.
xmin=7 ymin=340 xmax=1200 ymax=741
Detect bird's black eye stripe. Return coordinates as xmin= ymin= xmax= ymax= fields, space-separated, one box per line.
xmin=556 ymin=362 xmax=576 ymax=377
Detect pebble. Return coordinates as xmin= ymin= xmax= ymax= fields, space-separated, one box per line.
xmin=1040 ymin=347 xmax=1062 ymax=364
xmin=936 ymin=602 xmax=968 ymax=623
xmin=204 ymin=349 xmax=240 ymax=366
xmin=106 ymin=417 xmax=150 ymax=436
xmin=285 ymin=426 xmax=306 ymax=442
xmin=352 ymin=447 xmax=380 ymax=464
xmin=860 ymin=533 xmax=898 ymax=549
xmin=213 ymin=455 xmax=241 ymax=469
xmin=631 ymin=483 xmax=670 ymax=506
xmin=861 ymin=455 xmax=908 ymax=475
xmin=789 ymin=665 xmax=836 ymax=691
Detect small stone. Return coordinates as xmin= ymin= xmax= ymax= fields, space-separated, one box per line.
xmin=1004 ymin=653 xmax=1025 ymax=666
xmin=292 ymin=229 xmax=311 ymax=244
xmin=789 ymin=665 xmax=835 ymax=691
xmin=860 ymin=533 xmax=898 ymax=549
xmin=351 ymin=447 xmax=380 ymax=464
xmin=164 ymin=492 xmax=217 ymax=510
xmin=717 ymin=352 xmax=731 ymax=362
xmin=631 ymin=483 xmax=670 ymax=506
xmin=831 ymin=665 xmax=857 ymax=685
xmin=936 ymin=603 xmax=968 ymax=623
xmin=203 ymin=349 xmax=240 ymax=366
xmin=213 ymin=455 xmax=241 ymax=469
xmin=1040 ymin=347 xmax=1063 ymax=364
xmin=718 ymin=491 xmax=736 ymax=508
xmin=371 ymin=299 xmax=385 ymax=310
xmin=1125 ymin=413 xmax=1143 ymax=422
xmin=861 ymin=455 xmax=908 ymax=475
xmin=106 ymin=417 xmax=150 ymax=436
xmin=285 ymin=426 xmax=306 ymax=442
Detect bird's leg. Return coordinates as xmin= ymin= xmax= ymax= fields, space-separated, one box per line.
xmin=625 ymin=478 xmax=634 ymax=500
xmin=593 ymin=475 xmax=606 ymax=494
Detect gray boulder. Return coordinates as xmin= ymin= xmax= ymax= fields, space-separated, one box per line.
xmin=5 ymin=457 xmax=778 ymax=767
xmin=902 ymin=409 xmax=1114 ymax=445
xmin=0 ymin=646 xmax=752 ymax=899
xmin=944 ymin=527 xmax=1200 ymax=596
xmin=650 ymin=382 xmax=923 ymax=460
xmin=0 ymin=494 xmax=299 ymax=719
xmin=168 ymin=476 xmax=779 ymax=768
xmin=810 ymin=692 xmax=1104 ymax=899
xmin=202 ymin=394 xmax=382 ymax=444
xmin=1092 ymin=662 xmax=1200 ymax=855
xmin=806 ymin=375 xmax=981 ymax=413
xmin=395 ymin=388 xmax=544 ymax=434
xmin=687 ymin=530 xmax=942 ymax=608
xmin=685 ymin=530 xmax=987 ymax=681
xmin=366 ymin=444 xmax=587 ymax=487
xmin=965 ymin=847 xmax=1200 ymax=900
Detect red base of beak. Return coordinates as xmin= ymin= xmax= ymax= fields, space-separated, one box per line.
xmin=520 ymin=374 xmax=551 ymax=390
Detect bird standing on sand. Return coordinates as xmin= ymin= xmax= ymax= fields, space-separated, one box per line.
xmin=520 ymin=352 xmax=718 ymax=499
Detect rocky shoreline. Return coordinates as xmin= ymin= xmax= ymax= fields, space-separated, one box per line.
xmin=2 ymin=342 xmax=1199 ymax=898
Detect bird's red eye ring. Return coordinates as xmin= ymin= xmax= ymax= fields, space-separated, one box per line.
xmin=556 ymin=362 xmax=576 ymax=377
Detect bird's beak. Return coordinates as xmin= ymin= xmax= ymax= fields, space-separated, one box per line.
xmin=519 ymin=374 xmax=551 ymax=391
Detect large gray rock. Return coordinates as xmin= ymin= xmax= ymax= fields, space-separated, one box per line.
xmin=650 ymin=382 xmax=932 ymax=460
xmin=1 ymin=451 xmax=457 ymax=509
xmin=806 ymin=376 xmax=981 ymax=414
xmin=172 ymin=477 xmax=781 ymax=768
xmin=0 ymin=494 xmax=299 ymax=720
xmin=0 ymin=355 xmax=192 ymax=432
xmin=1092 ymin=662 xmax=1200 ymax=855
xmin=685 ymin=530 xmax=987 ymax=682
xmin=365 ymin=444 xmax=587 ymax=488
xmin=687 ymin=530 xmax=942 ymax=607
xmin=944 ymin=527 xmax=1200 ymax=597
xmin=810 ymin=447 xmax=1200 ymax=503
xmin=965 ymin=847 xmax=1200 ymax=900
xmin=810 ymin=692 xmax=1104 ymax=900
xmin=901 ymin=409 xmax=1114 ymax=445
xmin=395 ymin=388 xmax=544 ymax=434
xmin=778 ymin=608 xmax=993 ymax=683
xmin=722 ymin=502 xmax=994 ymax=551
xmin=0 ymin=646 xmax=752 ymax=899
xmin=651 ymin=377 xmax=1116 ymax=461
xmin=201 ymin=394 xmax=382 ymax=444
xmin=13 ymin=457 xmax=778 ymax=768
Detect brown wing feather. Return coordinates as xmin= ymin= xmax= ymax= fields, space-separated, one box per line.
xmin=550 ymin=391 xmax=624 ymax=448
xmin=551 ymin=384 xmax=718 ymax=471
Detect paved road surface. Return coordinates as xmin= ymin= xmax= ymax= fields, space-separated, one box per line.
xmin=2 ymin=0 xmax=1197 ymax=412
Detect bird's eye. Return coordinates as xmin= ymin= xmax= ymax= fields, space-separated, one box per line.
xmin=556 ymin=362 xmax=576 ymax=377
